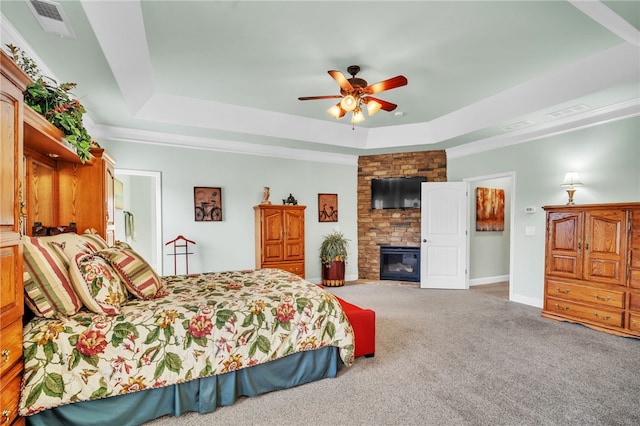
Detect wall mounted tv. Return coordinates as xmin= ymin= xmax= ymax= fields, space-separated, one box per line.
xmin=371 ymin=176 xmax=427 ymax=210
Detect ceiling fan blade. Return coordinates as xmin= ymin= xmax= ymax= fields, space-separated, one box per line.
xmin=328 ymin=70 xmax=354 ymax=92
xmin=365 ymin=75 xmax=408 ymax=94
xmin=363 ymin=96 xmax=397 ymax=112
xmin=298 ymin=95 xmax=343 ymax=101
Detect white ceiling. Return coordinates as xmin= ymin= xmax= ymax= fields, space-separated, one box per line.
xmin=2 ymin=0 xmax=639 ymax=164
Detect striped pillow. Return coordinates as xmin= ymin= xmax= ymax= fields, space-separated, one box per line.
xmin=22 ymin=236 xmax=82 ymax=318
xmin=68 ymin=252 xmax=127 ymax=315
xmin=95 ymin=247 xmax=164 ymax=299
xmin=81 ymin=229 xmax=109 ymax=251
xmin=31 ymin=233 xmax=100 ymax=265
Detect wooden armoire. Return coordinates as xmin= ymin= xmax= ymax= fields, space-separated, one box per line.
xmin=254 ymin=205 xmax=306 ymax=278
xmin=542 ymin=202 xmax=640 ymax=338
xmin=0 ymin=50 xmax=116 ymax=424
xmin=1 ymin=48 xmax=29 ymax=426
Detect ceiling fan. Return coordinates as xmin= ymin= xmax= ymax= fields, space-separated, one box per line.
xmin=298 ymin=65 xmax=408 ymax=125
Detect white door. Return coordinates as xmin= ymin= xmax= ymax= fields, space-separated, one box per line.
xmin=420 ymin=182 xmax=469 ymax=289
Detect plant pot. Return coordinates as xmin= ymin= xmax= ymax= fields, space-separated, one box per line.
xmin=322 ymin=260 xmax=345 ymax=287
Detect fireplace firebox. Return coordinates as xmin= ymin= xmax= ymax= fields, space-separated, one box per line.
xmin=379 ymin=246 xmax=420 ymax=282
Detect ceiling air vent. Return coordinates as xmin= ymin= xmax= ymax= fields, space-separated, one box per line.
xmin=500 ymin=120 xmax=535 ymax=132
xmin=27 ymin=0 xmax=76 ymax=39
xmin=546 ymin=104 xmax=591 ymax=120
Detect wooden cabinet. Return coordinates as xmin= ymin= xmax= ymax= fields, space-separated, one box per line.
xmin=58 ymin=148 xmax=116 ymax=245
xmin=1 ymin=50 xmax=28 ymax=426
xmin=254 ymin=205 xmax=306 ymax=277
xmin=1 ymin=51 xmax=116 ymax=423
xmin=628 ymin=210 xmax=640 ymax=333
xmin=543 ymin=203 xmax=640 ymax=338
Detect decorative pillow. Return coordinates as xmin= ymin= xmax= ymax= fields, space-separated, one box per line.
xmin=29 ymin=233 xmax=100 ymax=266
xmin=113 ymin=240 xmax=132 ymax=250
xmin=68 ymin=252 xmax=127 ymax=315
xmin=95 ymin=246 xmax=164 ymax=300
xmin=22 ymin=236 xmax=82 ymax=318
xmin=81 ymin=229 xmax=109 ymax=251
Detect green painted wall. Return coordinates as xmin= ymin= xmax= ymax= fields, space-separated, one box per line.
xmin=469 ymin=177 xmax=511 ymax=282
xmin=100 ymin=140 xmax=358 ymax=283
xmin=448 ymin=116 xmax=640 ymax=306
xmin=103 ymin=116 xmax=639 ymax=306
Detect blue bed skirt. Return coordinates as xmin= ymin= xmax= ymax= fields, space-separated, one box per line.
xmin=26 ymin=346 xmax=341 ymax=426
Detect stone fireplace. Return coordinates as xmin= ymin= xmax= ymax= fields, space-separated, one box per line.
xmin=357 ymin=151 xmax=447 ymax=280
xmin=379 ymin=245 xmax=420 ymax=282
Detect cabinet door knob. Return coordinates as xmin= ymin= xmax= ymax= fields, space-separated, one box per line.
xmin=1 ymin=349 xmax=9 ymax=361
xmin=1 ymin=409 xmax=9 ymax=424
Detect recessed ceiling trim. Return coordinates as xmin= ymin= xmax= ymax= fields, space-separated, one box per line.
xmin=447 ymin=98 xmax=639 ymax=159
xmin=26 ymin=0 xmax=76 ymax=39
xmin=90 ymin=124 xmax=358 ymax=166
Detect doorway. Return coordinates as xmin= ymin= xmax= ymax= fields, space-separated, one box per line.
xmin=114 ymin=169 xmax=163 ymax=275
xmin=464 ymin=172 xmax=515 ymax=300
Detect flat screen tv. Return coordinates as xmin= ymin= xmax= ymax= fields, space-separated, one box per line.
xmin=371 ymin=176 xmax=426 ymax=210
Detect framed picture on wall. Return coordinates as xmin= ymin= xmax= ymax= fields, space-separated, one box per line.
xmin=114 ymin=178 xmax=124 ymax=210
xmin=194 ymin=186 xmax=222 ymax=221
xmin=318 ymin=193 xmax=338 ymax=222
xmin=476 ymin=187 xmax=504 ymax=231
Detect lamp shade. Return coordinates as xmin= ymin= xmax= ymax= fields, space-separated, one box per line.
xmin=351 ymin=108 xmax=365 ymax=123
xmin=327 ymin=103 xmax=345 ymax=119
xmin=366 ymin=100 xmax=382 ymax=116
xmin=561 ymin=172 xmax=583 ymax=187
xmin=340 ymin=95 xmax=357 ymax=112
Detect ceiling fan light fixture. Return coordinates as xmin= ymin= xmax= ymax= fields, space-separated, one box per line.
xmin=340 ymin=95 xmax=357 ymax=112
xmin=366 ymin=100 xmax=382 ymax=116
xmin=351 ymin=108 xmax=365 ymax=124
xmin=327 ymin=104 xmax=343 ymax=119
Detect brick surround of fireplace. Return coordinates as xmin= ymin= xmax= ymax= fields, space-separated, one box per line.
xmin=357 ymin=151 xmax=447 ymax=280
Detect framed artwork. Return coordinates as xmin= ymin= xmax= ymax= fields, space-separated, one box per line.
xmin=318 ymin=193 xmax=338 ymax=222
xmin=194 ymin=187 xmax=222 ymax=221
xmin=476 ymin=187 xmax=504 ymax=231
xmin=114 ymin=178 xmax=124 ymax=210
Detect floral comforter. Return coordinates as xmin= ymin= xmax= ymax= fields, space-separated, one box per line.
xmin=20 ymin=269 xmax=354 ymax=415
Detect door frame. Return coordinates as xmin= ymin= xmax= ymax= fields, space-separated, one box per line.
xmin=463 ymin=171 xmax=515 ymax=300
xmin=115 ymin=168 xmax=163 ymax=275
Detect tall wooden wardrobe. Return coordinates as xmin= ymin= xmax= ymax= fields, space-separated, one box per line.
xmin=1 ymin=48 xmax=29 ymax=426
xmin=254 ymin=205 xmax=306 ymax=278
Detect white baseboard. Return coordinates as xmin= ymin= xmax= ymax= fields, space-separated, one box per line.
xmin=469 ymin=275 xmax=509 ymax=286
xmin=510 ymin=293 xmax=543 ymax=309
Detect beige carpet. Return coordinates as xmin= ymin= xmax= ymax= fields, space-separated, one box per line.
xmin=147 ymin=281 xmax=640 ymax=426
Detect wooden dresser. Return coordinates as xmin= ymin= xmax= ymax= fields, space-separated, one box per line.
xmin=542 ymin=202 xmax=640 ymax=338
xmin=254 ymin=205 xmax=306 ymax=278
xmin=1 ymin=50 xmax=29 ymax=426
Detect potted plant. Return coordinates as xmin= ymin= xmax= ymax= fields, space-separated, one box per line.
xmin=320 ymin=230 xmax=350 ymax=287
xmin=5 ymin=44 xmax=93 ymax=162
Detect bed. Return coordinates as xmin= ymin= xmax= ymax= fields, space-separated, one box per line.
xmin=19 ymin=231 xmax=354 ymax=426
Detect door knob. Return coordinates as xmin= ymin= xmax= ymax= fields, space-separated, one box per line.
xmin=422 ymin=239 xmax=427 ymax=243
